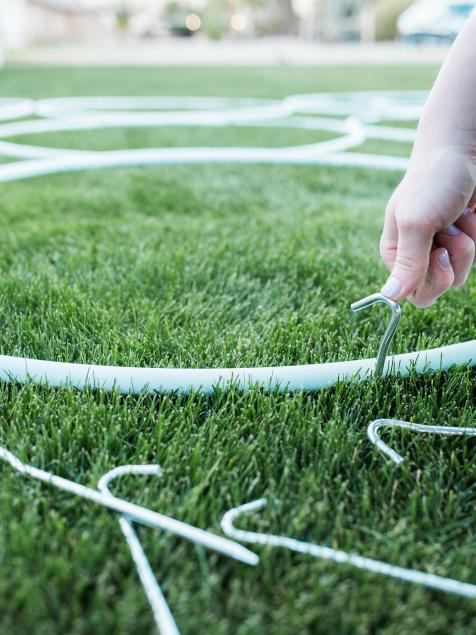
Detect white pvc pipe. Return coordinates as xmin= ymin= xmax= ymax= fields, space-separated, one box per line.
xmin=0 ymin=91 xmax=471 ymax=395
xmin=0 ymin=148 xmax=408 ymax=184
xmin=0 ymin=339 xmax=474 ymax=395
xmin=0 ymin=98 xmax=35 ymax=122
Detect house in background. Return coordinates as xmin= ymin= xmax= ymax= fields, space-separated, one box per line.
xmin=0 ymin=0 xmax=418 ymax=52
xmin=0 ymin=0 xmax=104 ymax=48
xmin=28 ymin=0 xmax=103 ymax=42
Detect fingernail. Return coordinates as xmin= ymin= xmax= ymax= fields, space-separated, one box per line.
xmin=438 ymin=248 xmax=450 ymax=269
xmin=381 ymin=276 xmax=402 ymax=298
xmin=463 ymin=206 xmax=473 ymax=216
xmin=441 ymin=224 xmax=459 ymax=236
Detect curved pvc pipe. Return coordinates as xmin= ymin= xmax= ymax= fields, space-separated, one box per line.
xmin=0 ymin=91 xmax=471 ymax=395
xmin=0 ymin=93 xmax=413 ymax=173
xmin=0 ymin=146 xmax=408 ymax=186
xmin=0 ymin=339 xmax=474 ymax=394
xmin=0 ymin=98 xmax=35 ymax=122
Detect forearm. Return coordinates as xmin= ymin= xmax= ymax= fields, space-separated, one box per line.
xmin=412 ymin=9 xmax=476 ymax=161
xmin=380 ymin=13 xmax=476 ymax=307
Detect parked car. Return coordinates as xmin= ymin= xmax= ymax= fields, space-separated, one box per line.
xmin=397 ymin=0 xmax=476 ymax=43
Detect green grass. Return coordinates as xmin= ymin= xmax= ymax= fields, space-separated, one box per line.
xmin=9 ymin=126 xmax=337 ymax=151
xmin=1 ymin=64 xmax=476 ymax=635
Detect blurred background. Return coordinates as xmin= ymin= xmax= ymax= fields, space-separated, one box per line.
xmin=0 ymin=0 xmax=472 ymax=66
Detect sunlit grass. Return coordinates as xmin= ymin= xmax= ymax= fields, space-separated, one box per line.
xmin=1 ymin=64 xmax=475 ymax=635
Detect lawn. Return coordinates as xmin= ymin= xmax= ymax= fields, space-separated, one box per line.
xmin=0 ymin=64 xmax=476 ymax=635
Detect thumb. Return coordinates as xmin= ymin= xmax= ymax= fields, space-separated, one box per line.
xmin=381 ymin=219 xmax=434 ymax=300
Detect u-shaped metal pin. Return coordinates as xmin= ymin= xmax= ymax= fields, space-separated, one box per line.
xmin=351 ymin=293 xmax=401 ymax=377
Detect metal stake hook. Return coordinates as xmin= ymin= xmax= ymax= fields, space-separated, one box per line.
xmin=98 ymin=465 xmax=180 ymax=635
xmin=351 ymin=293 xmax=401 ymax=377
xmin=367 ymin=419 xmax=476 ymax=465
xmin=221 ymin=497 xmax=476 ymax=599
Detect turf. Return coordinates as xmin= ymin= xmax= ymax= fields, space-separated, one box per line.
xmin=8 ymin=125 xmax=337 ymax=151
xmin=0 ymin=64 xmax=476 ymax=635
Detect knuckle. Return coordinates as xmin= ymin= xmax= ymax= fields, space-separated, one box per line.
xmin=396 ymin=216 xmax=416 ymax=233
xmin=379 ymin=236 xmax=394 ymax=261
xmin=420 ymin=218 xmax=438 ymax=235
xmin=397 ymin=214 xmax=434 ymax=236
xmin=395 ymin=252 xmax=426 ymax=275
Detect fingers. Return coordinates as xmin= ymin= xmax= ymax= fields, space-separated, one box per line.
xmin=455 ymin=207 xmax=476 ymax=263
xmin=380 ymin=201 xmax=476 ymax=305
xmin=436 ymin=221 xmax=475 ymax=287
xmin=409 ymin=248 xmax=454 ymax=308
xmin=380 ymin=214 xmax=434 ymax=300
xmin=379 ymin=206 xmax=398 ymax=271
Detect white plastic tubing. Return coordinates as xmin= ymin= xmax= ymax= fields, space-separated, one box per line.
xmin=0 ymin=92 xmax=475 ymax=395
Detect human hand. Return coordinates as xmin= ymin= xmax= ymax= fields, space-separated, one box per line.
xmin=380 ymin=148 xmax=476 ymax=308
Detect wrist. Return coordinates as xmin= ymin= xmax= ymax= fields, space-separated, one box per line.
xmin=408 ymin=143 xmax=476 ymax=180
xmin=411 ymin=117 xmax=476 ymax=168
